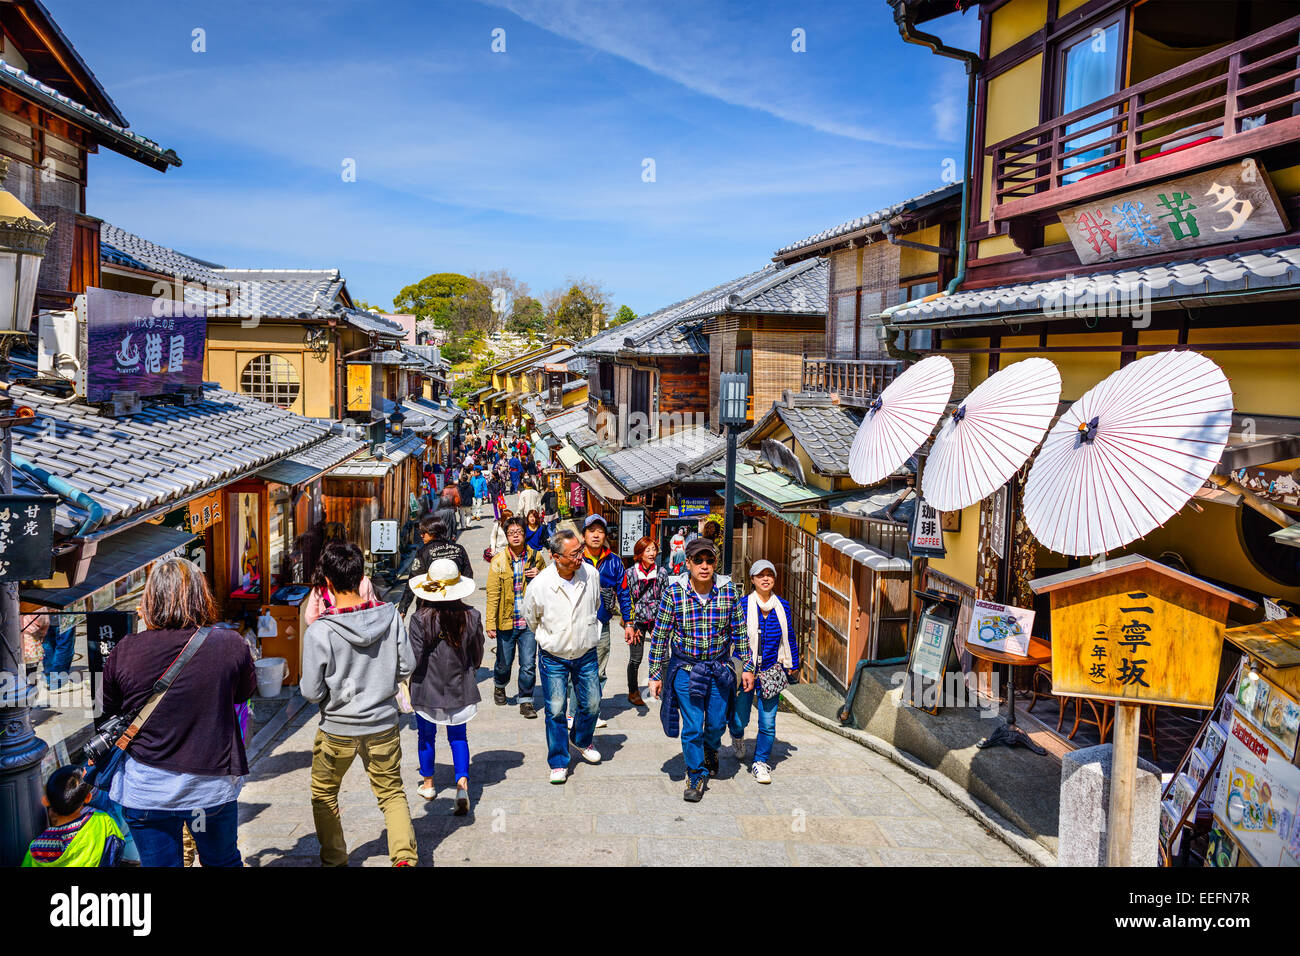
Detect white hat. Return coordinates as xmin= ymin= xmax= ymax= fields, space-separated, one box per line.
xmin=408 ymin=558 xmax=476 ymax=602
xmin=749 ymin=559 xmax=776 ymax=577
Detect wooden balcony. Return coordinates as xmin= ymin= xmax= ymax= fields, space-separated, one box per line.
xmin=987 ymin=14 xmax=1300 ymax=223
xmin=802 ymin=356 xmax=900 ymax=406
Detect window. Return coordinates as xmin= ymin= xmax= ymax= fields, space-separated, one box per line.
xmin=1057 ymin=16 xmax=1125 ymax=182
xmin=833 ymin=293 xmax=857 ymax=358
xmin=240 ymin=354 xmax=300 ymax=408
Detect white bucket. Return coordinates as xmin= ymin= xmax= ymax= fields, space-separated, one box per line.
xmin=255 ymin=657 xmax=288 ymax=697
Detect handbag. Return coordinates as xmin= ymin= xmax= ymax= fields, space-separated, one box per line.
xmin=757 ymin=657 xmax=789 ymax=700
xmin=483 ymin=547 xmax=494 ymax=563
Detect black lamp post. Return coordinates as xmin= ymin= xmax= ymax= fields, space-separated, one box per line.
xmin=0 ymin=157 xmax=54 ymax=865
xmin=390 ymin=408 xmax=405 ymax=438
xmin=718 ymin=372 xmax=749 ymax=576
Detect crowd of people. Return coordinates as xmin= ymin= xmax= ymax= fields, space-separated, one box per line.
xmin=23 ymin=417 xmax=800 ymax=868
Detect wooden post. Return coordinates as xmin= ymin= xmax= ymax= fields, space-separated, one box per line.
xmin=1107 ymin=702 xmax=1140 ymax=867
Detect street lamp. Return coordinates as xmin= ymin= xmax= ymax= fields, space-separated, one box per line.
xmin=718 ymin=372 xmax=749 ymax=575
xmin=0 ymin=156 xmax=54 ymax=865
xmin=390 ymin=408 xmax=405 ymax=438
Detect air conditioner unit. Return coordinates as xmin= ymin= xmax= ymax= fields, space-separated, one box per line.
xmin=37 ymin=309 xmax=86 ymax=394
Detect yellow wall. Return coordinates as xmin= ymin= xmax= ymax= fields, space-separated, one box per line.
xmin=1057 ymin=0 xmax=1091 ymax=15
xmin=980 ymin=54 xmax=1043 ymax=230
xmin=1001 ymin=332 xmax=1123 ymax=401
xmin=1189 ymin=324 xmax=1300 ymax=418
xmin=928 ymin=502 xmax=981 ymax=587
xmin=943 ymin=337 xmax=990 ymax=388
xmin=989 ymin=0 xmax=1048 ymax=56
xmin=561 ymin=384 xmax=588 ymax=408
xmin=205 ymin=322 xmax=335 ymax=418
xmin=1114 ymin=501 xmax=1300 ymax=605
xmin=898 ymin=225 xmax=942 ymax=280
xmin=1272 ymin=164 xmax=1300 ymax=198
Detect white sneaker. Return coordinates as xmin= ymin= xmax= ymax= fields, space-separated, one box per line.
xmin=549 ymin=767 xmax=568 ymax=784
xmin=595 ymin=715 xmax=608 ymax=729
xmin=730 ymin=733 xmax=746 ymax=760
xmin=751 ymin=762 xmax=772 ymax=784
xmin=571 ymin=741 xmax=601 ymax=764
xmin=566 ymin=715 xmax=574 ymax=730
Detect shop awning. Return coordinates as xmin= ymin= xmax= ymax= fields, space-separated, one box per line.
xmin=556 ymin=444 xmax=584 ymax=470
xmin=254 ymin=434 xmax=366 ymax=486
xmin=578 ymin=468 xmax=625 ymax=504
xmin=21 ymin=523 xmax=196 ymax=609
xmin=818 ymin=532 xmax=909 ymax=572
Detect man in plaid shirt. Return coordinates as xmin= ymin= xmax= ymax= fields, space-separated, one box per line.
xmin=648 ymin=536 xmax=754 ymax=802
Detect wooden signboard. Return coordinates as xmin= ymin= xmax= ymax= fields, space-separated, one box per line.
xmin=1058 ymin=159 xmax=1289 ymax=266
xmin=188 ymin=490 xmax=224 ymax=534
xmin=346 ymin=364 xmax=371 ymax=413
xmin=1030 ymin=555 xmax=1256 ymax=710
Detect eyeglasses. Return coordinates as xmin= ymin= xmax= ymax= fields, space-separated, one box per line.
xmin=689 ymin=554 xmax=716 ymax=566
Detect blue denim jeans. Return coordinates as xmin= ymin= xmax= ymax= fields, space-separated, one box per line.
xmin=673 ymin=667 xmax=728 ymax=784
xmin=42 ymin=619 xmax=76 ymax=685
xmin=539 ymin=648 xmax=599 ymax=770
xmin=122 ymin=800 xmax=242 ymax=868
xmin=567 ymin=620 xmax=609 ymax=708
xmin=729 ymin=687 xmax=780 ymax=765
xmin=415 ymin=716 xmax=469 ymax=781
xmin=494 ymin=626 xmax=536 ymax=696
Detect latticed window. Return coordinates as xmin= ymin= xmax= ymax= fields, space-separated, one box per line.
xmin=240 ymin=353 xmax=300 ymax=408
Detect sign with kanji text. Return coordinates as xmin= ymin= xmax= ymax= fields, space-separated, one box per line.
xmin=370 ymin=520 xmax=398 ymax=554
xmin=1031 ymin=556 xmax=1255 ymax=709
xmin=85 ymin=288 xmax=206 ymax=402
xmin=188 ymin=490 xmax=224 ymax=534
xmin=908 ymin=496 xmax=946 ymax=557
xmin=0 ymin=495 xmax=56 ymax=581
xmin=619 ymin=507 xmax=645 ymax=558
xmin=86 ymin=610 xmax=132 ymax=726
xmin=1058 ymin=159 xmax=1289 ymax=266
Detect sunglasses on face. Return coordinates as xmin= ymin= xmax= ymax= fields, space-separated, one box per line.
xmin=690 ymin=554 xmax=716 ymax=566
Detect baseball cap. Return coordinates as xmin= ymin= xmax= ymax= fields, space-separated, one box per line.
xmin=749 ymin=559 xmax=776 ymax=577
xmin=684 ymin=536 xmax=717 ymax=560
xmin=583 ymin=513 xmax=608 ymax=529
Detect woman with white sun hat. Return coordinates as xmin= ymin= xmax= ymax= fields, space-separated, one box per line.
xmin=406 ymin=558 xmax=485 ymax=814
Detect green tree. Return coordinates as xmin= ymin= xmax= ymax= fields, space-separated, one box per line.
xmin=506 ymin=295 xmax=546 ymax=335
xmin=610 ymin=304 xmax=637 ymax=327
xmin=392 ymin=273 xmax=479 ymax=327
xmin=352 ymin=298 xmax=382 ymax=313
xmin=547 ymin=279 xmax=610 ymax=340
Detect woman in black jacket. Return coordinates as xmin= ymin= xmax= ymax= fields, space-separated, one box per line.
xmin=101 ymin=557 xmax=256 ymax=867
xmin=408 ymin=558 xmax=485 ymax=815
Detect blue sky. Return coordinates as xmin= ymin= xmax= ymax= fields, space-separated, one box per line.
xmin=64 ymin=0 xmax=979 ymax=316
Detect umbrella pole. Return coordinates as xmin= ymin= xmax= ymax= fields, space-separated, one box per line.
xmin=1107 ymin=702 xmax=1140 ymax=866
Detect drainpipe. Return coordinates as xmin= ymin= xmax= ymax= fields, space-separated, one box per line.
xmin=879 ymin=0 xmax=981 ymax=362
xmin=12 ymin=455 xmax=105 ymax=536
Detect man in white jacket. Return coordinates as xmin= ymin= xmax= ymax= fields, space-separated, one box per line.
xmin=521 ymin=528 xmax=603 ymax=783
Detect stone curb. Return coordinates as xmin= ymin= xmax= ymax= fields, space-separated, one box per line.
xmin=781 ymin=689 xmax=1057 ymax=867
xmin=247 ymin=691 xmax=311 ymax=767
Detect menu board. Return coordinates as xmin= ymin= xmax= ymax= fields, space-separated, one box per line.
xmin=1211 ymin=712 xmax=1300 ymax=867
xmin=0 ymin=495 xmax=56 ymax=581
xmin=619 ymin=508 xmax=645 ymax=558
xmin=967 ymin=599 xmax=1034 ymax=656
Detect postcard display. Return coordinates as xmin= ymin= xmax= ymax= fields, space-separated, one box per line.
xmin=1180 ymin=660 xmax=1300 ymax=866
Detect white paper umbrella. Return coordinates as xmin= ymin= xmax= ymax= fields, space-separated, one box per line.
xmin=1023 ymin=350 xmax=1233 ymax=556
xmin=848 ymin=354 xmax=954 ymax=485
xmin=923 ymin=358 xmax=1062 ymax=512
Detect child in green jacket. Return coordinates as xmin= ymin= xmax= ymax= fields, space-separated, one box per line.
xmin=22 ymin=766 xmax=124 ymax=867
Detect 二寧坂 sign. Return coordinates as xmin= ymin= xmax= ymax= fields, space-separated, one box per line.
xmin=85 ymin=287 xmax=206 ymax=402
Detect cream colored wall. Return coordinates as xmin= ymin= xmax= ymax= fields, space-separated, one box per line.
xmin=989 ymin=0 xmax=1048 ymax=56
xmin=206 ymin=322 xmax=335 ymax=418
xmin=1000 ymin=332 xmax=1123 ymax=401
xmin=927 ymin=502 xmax=980 ymax=587
xmin=898 ymin=224 xmax=942 ymax=279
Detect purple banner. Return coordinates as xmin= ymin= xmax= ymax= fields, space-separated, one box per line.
xmin=85 ymin=287 xmax=206 ymax=402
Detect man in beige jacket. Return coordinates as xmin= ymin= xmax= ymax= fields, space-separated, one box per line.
xmin=485 ymin=516 xmax=548 ymax=717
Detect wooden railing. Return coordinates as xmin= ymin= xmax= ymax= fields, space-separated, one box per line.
xmin=987 ymin=14 xmax=1300 ymax=220
xmin=802 ymin=356 xmax=900 ymax=404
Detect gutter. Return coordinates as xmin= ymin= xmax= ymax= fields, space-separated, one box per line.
xmin=12 ymin=454 xmax=105 ymax=536
xmin=879 ymin=0 xmax=981 ymax=362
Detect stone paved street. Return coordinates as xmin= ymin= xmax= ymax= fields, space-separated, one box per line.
xmin=237 ymin=494 xmax=1029 ymax=866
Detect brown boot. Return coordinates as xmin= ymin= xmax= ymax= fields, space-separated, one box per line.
xmin=627 ymin=689 xmax=645 ymax=707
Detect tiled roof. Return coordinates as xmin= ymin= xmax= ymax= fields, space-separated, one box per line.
xmin=10 ymin=383 xmax=332 ymax=535
xmin=561 ymin=378 xmax=585 ymax=393
xmin=598 ymin=425 xmax=727 ymax=494
xmin=537 ymin=406 xmax=587 ymax=440
xmin=890 ymin=244 xmax=1300 ymax=326
xmin=774 ymin=183 xmax=961 ymax=258
xmin=0 ymin=59 xmax=179 ymax=169
xmin=255 ymin=433 xmax=366 ymax=485
xmin=683 ymin=258 xmax=828 ymax=319
xmin=774 ymin=403 xmax=864 ymax=477
xmin=577 ymin=268 xmax=771 ymax=358
xmin=100 ymin=223 xmax=228 ymax=286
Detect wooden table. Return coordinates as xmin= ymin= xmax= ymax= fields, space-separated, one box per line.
xmin=969 ymin=637 xmax=1052 ymax=755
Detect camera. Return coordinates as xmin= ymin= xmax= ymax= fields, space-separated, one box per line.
xmin=82 ymin=713 xmax=129 ymax=767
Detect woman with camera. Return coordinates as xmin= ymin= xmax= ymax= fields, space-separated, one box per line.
xmin=100 ymin=557 xmax=257 ymax=867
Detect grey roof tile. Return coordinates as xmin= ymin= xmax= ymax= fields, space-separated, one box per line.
xmin=773 ymin=403 xmax=864 ymax=477
xmin=893 ymin=243 xmax=1300 ymax=325
xmin=597 ymin=426 xmax=727 ymax=494
xmin=774 ymin=183 xmax=962 ymax=258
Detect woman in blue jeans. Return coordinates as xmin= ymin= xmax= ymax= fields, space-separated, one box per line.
xmin=100 ymin=558 xmax=256 ymax=866
xmin=729 ymin=560 xmax=800 ymax=785
xmin=407 ymin=559 xmax=485 ymax=815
